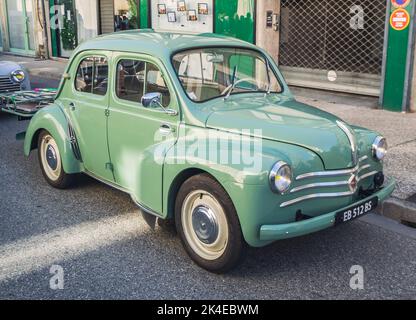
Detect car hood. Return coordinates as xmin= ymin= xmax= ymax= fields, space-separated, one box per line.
xmin=204 ymin=95 xmax=356 ymax=170
xmin=0 ymin=61 xmax=25 ymax=76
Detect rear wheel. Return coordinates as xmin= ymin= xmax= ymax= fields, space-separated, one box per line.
xmin=38 ymin=130 xmax=75 ymax=189
xmin=175 ymin=174 xmax=246 ymax=273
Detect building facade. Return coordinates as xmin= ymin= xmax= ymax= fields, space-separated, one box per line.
xmin=0 ymin=0 xmax=415 ymax=112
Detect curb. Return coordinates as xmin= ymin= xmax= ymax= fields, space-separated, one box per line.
xmin=376 ymin=197 xmax=416 ymax=225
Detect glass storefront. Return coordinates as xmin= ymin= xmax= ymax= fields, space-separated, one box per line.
xmin=114 ymin=0 xmax=139 ymax=31
xmin=52 ymin=0 xmax=98 ymax=58
xmin=6 ymin=0 xmax=35 ymax=53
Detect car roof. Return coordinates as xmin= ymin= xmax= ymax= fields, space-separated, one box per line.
xmin=73 ymin=30 xmax=258 ymax=60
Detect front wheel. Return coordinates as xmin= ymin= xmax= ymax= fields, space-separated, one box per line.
xmin=175 ymin=174 xmax=246 ymax=273
xmin=38 ymin=130 xmax=75 ymax=189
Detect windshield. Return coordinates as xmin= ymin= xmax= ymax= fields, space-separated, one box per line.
xmin=172 ymin=47 xmax=282 ymax=102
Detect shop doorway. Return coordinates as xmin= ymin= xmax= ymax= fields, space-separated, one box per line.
xmin=5 ymin=0 xmax=35 ymax=55
xmin=278 ymin=0 xmax=388 ymax=96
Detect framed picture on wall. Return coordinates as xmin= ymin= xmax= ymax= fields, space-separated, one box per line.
xmin=158 ymin=4 xmax=167 ymax=15
xmin=198 ymin=3 xmax=209 ymax=15
xmin=167 ymin=11 xmax=177 ymax=23
xmin=188 ymin=9 xmax=198 ymax=21
xmin=177 ymin=1 xmax=187 ymax=12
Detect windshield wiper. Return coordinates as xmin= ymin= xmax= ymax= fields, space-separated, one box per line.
xmin=224 ymin=65 xmax=238 ymax=100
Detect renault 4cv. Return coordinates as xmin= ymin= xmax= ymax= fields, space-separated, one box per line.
xmin=22 ymin=31 xmax=395 ymax=273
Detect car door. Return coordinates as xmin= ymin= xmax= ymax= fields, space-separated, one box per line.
xmin=107 ymin=53 xmax=180 ymax=214
xmin=61 ymin=51 xmax=114 ymax=181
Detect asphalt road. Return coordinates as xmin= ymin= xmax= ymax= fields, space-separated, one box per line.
xmin=0 ymin=79 xmax=416 ymax=300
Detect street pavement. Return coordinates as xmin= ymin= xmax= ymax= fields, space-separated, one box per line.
xmin=0 ymin=66 xmax=416 ymax=300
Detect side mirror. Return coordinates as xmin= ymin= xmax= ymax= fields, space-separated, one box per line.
xmin=63 ymin=73 xmax=71 ymax=80
xmin=141 ymin=92 xmax=162 ymax=108
xmin=141 ymin=92 xmax=178 ymax=116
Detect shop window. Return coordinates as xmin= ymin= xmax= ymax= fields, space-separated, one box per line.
xmin=114 ymin=0 xmax=139 ymax=31
xmin=75 ymin=57 xmax=109 ymax=96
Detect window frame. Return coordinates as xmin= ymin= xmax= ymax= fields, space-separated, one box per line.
xmin=113 ymin=56 xmax=173 ymax=109
xmin=74 ymin=55 xmax=109 ymax=96
xmin=171 ymin=46 xmax=285 ymax=104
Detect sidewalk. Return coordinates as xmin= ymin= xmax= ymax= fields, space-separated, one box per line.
xmin=2 ymin=54 xmax=415 ymax=224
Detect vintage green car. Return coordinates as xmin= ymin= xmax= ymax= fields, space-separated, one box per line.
xmin=23 ymin=31 xmax=395 ymax=273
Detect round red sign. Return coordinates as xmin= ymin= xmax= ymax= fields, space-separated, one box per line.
xmin=391 ymin=0 xmax=411 ymax=8
xmin=390 ymin=9 xmax=411 ymax=31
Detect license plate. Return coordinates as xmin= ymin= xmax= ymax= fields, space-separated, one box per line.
xmin=335 ymin=197 xmax=378 ymax=225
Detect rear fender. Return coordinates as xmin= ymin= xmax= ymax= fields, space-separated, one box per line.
xmin=24 ymin=104 xmax=83 ymax=174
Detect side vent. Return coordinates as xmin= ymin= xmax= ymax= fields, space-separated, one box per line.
xmin=68 ymin=123 xmax=82 ymax=162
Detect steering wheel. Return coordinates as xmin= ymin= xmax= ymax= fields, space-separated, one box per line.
xmin=221 ymin=78 xmax=259 ymax=96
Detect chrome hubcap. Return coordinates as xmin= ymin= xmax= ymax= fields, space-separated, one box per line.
xmin=192 ymin=205 xmax=219 ymax=245
xmin=46 ymin=145 xmax=58 ymax=171
xmin=182 ymin=190 xmax=228 ymax=261
xmin=40 ymin=135 xmax=61 ymax=182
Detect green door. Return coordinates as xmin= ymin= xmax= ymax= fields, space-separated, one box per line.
xmin=5 ymin=0 xmax=35 ymax=55
xmin=62 ymin=51 xmax=114 ymax=181
xmin=107 ymin=53 xmax=179 ymax=213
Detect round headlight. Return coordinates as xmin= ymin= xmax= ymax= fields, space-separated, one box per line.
xmin=11 ymin=70 xmax=25 ymax=83
xmin=269 ymin=161 xmax=293 ymax=194
xmin=372 ymin=136 xmax=387 ymax=161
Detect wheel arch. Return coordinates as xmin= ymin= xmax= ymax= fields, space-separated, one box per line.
xmin=24 ymin=106 xmax=83 ymax=174
xmin=165 ymin=168 xmax=233 ymax=220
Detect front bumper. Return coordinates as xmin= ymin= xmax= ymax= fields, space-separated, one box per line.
xmin=259 ymin=178 xmax=396 ymax=241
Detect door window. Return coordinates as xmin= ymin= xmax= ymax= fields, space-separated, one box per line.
xmin=75 ymin=56 xmax=109 ymax=96
xmin=116 ymin=59 xmax=171 ymax=107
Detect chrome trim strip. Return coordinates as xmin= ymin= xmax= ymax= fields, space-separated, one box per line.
xmin=131 ymin=196 xmax=163 ymax=218
xmin=337 ymin=120 xmax=358 ymax=165
xmin=358 ymin=171 xmax=378 ymax=182
xmin=358 ymin=164 xmax=371 ymax=174
xmin=84 ymin=171 xmax=129 ymax=193
xmin=84 ymin=171 xmax=163 ymax=218
xmin=296 ymin=156 xmax=369 ymax=181
xmin=290 ymin=181 xmax=349 ymax=193
xmin=296 ymin=165 xmax=359 ymax=180
xmin=280 ymin=191 xmax=353 ymax=208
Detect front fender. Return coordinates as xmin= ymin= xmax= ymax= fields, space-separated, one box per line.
xmin=24 ymin=104 xmax=83 ymax=174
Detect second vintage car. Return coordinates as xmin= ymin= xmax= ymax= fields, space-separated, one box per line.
xmin=22 ymin=31 xmax=395 ymax=273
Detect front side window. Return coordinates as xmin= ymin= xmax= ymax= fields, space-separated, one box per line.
xmin=172 ymin=47 xmax=282 ymax=102
xmin=75 ymin=56 xmax=108 ymax=96
xmin=116 ymin=59 xmax=171 ymax=107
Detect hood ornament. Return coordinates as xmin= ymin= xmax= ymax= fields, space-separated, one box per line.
xmin=336 ymin=120 xmax=358 ymax=166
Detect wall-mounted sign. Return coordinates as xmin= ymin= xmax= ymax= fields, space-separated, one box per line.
xmin=167 ymin=12 xmax=177 ymax=23
xmin=151 ymin=0 xmax=213 ymax=33
xmin=188 ymin=10 xmax=197 ymax=21
xmin=198 ymin=3 xmax=209 ymax=15
xmin=390 ymin=8 xmax=410 ymax=31
xmin=391 ymin=0 xmax=411 ymax=8
xmin=178 ymin=1 xmax=187 ymax=12
xmin=158 ymin=4 xmax=167 ymax=15
xmin=266 ymin=11 xmax=273 ymax=28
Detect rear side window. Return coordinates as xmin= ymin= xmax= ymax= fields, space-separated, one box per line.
xmin=75 ymin=56 xmax=108 ymax=96
xmin=116 ymin=59 xmax=171 ymax=107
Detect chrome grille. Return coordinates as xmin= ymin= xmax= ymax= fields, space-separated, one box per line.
xmin=0 ymin=76 xmax=21 ymax=93
xmin=281 ymin=156 xmax=378 ymax=208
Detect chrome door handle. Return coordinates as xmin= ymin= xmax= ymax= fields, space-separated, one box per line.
xmin=69 ymin=102 xmax=76 ymax=111
xmin=159 ymin=124 xmax=173 ymax=135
